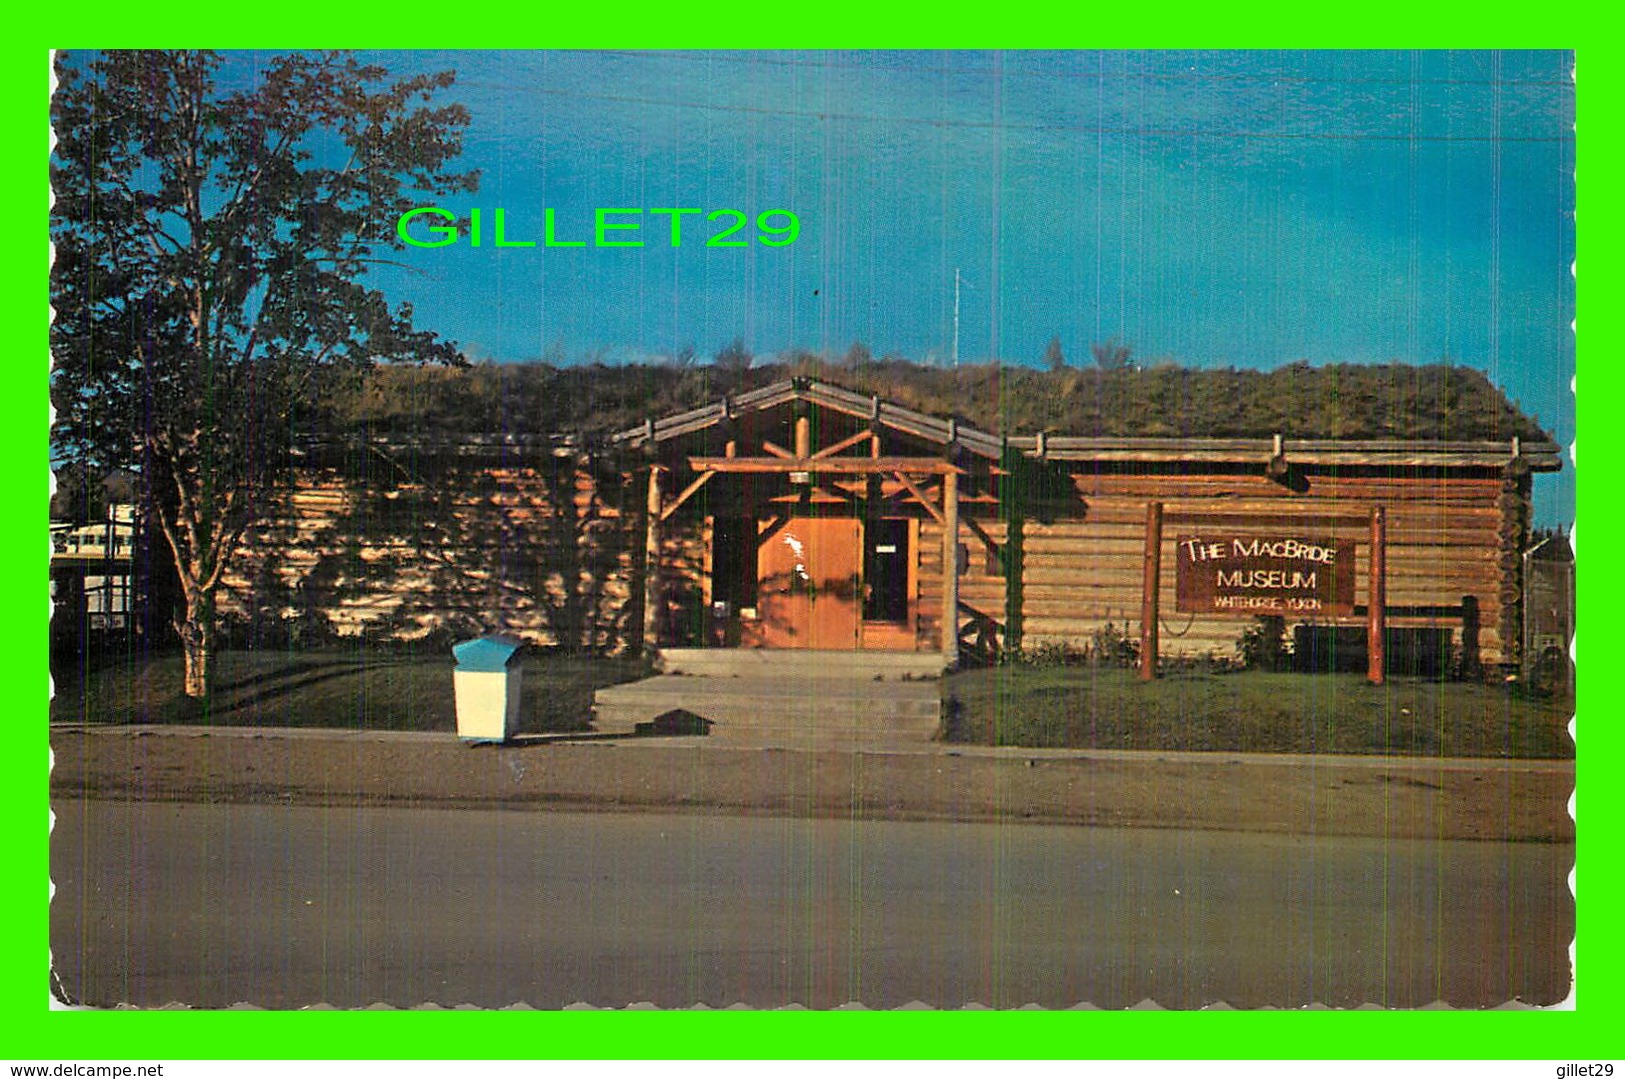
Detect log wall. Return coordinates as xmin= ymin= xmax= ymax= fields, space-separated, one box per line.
xmin=653 ymin=520 xmax=708 ymax=647
xmin=1015 ymin=467 xmax=1519 ymax=665
xmin=219 ymin=455 xmax=1529 ymax=668
xmin=219 ymin=462 xmax=640 ymax=650
xmin=918 ymin=517 xmax=1008 ymax=653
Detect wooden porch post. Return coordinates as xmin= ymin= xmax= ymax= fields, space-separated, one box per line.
xmin=1001 ymin=481 xmax=1026 ymax=657
xmin=1140 ymin=501 xmax=1163 ymax=681
xmin=642 ymin=465 xmax=663 ymax=653
xmin=942 ymin=470 xmax=960 ymax=670
xmin=1368 ymin=505 xmax=1387 ymax=685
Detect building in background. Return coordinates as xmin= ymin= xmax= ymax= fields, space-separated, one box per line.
xmin=1523 ymin=530 xmax=1575 ymax=688
xmin=51 ymin=503 xmax=135 ymax=636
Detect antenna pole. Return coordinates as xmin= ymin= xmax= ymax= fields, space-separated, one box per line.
xmin=952 ymin=268 xmax=961 ymax=368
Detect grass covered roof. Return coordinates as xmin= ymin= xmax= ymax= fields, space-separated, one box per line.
xmin=323 ymin=359 xmax=1551 ymax=444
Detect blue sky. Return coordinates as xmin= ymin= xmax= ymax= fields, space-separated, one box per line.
xmin=223 ymin=50 xmax=1583 ymax=521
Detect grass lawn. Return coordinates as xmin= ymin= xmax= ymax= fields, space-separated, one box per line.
xmin=51 ymin=648 xmax=654 ymax=734
xmin=942 ymin=667 xmax=1574 ymax=759
xmin=53 ymin=648 xmax=1574 ymax=760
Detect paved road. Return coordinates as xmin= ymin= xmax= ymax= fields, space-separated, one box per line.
xmin=50 ymin=800 xmax=1573 ymax=1009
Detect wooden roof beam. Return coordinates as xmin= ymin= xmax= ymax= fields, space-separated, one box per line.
xmin=811 ymin=428 xmax=876 ymax=460
xmin=1162 ymin=511 xmax=1374 ymax=531
xmin=659 ymin=469 xmax=715 ymax=522
xmin=688 ymin=456 xmax=965 ymax=475
xmin=893 ymin=470 xmax=946 ymax=526
xmin=964 ymin=515 xmax=1002 ymax=560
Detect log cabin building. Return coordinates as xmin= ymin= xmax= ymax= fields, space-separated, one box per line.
xmin=223 ymin=375 xmax=1561 ymax=684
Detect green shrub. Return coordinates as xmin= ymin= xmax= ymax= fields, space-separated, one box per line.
xmin=1236 ymin=615 xmax=1288 ymax=671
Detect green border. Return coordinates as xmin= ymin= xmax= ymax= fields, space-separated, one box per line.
xmin=10 ymin=12 xmax=1604 ymax=1062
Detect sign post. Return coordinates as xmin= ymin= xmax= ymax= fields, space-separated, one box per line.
xmin=1140 ymin=501 xmax=1163 ymax=681
xmin=942 ymin=469 xmax=960 ymax=670
xmin=1368 ymin=506 xmax=1386 ymax=686
xmin=1156 ymin=511 xmax=1378 ymax=678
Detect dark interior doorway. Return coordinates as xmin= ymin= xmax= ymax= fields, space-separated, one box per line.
xmin=864 ymin=519 xmax=909 ymax=623
xmin=711 ymin=517 xmax=757 ymax=610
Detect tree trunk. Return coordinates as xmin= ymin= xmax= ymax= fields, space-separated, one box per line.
xmin=175 ymin=590 xmax=215 ymax=699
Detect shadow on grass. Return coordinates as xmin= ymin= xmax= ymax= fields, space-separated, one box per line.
xmin=211 ymin=656 xmax=390 ymax=693
xmin=219 ymin=658 xmax=415 ymax=710
xmin=54 ymin=648 xmax=654 ymax=736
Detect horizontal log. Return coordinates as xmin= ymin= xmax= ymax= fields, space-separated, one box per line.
xmin=1162 ymin=511 xmax=1371 ymax=529
xmin=922 ymin=593 xmax=1006 ymax=611
xmin=1013 ymin=547 xmax=1504 ymax=575
xmin=1044 ymin=539 xmax=1500 ymax=559
xmin=1017 ymin=533 xmax=1504 ymax=557
xmin=1019 ymin=617 xmax=1232 ymax=639
xmin=1026 ymin=509 xmax=1503 ymax=533
xmin=1013 ymin=567 xmax=1501 ymax=595
xmin=1061 ymin=499 xmax=1507 ymax=521
xmin=1014 ymin=591 xmax=1501 ymax=619
xmin=1045 ymin=450 xmax=1523 ymax=469
xmin=1046 ymin=513 xmax=1501 ymax=539
xmin=1019 ymin=613 xmax=1503 ymax=640
xmin=1013 ymin=578 xmax=1501 ymax=603
xmin=1065 ymin=512 xmax=1504 ymax=538
xmin=1074 ymin=497 xmax=1505 ymax=518
xmin=1063 ymin=473 xmax=1505 ymax=494
xmin=1046 ymin=519 xmax=1506 ymax=544
xmin=916 ymin=560 xmax=1005 ymax=579
xmin=1015 ymin=584 xmax=1494 ymax=609
xmin=919 ymin=591 xmax=1008 ymax=607
xmin=916 ymin=557 xmax=1007 ymax=578
xmin=1015 ymin=589 xmax=1505 ymax=615
xmin=1047 ymin=616 xmax=1508 ymax=643
xmin=689 ymin=456 xmax=965 ymax=475
xmin=920 ymin=521 xmax=1009 ymax=537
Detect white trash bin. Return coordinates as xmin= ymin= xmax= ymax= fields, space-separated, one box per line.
xmin=451 ymin=634 xmax=524 ymax=743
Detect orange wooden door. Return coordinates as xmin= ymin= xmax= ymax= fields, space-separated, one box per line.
xmin=756 ymin=517 xmax=862 ymax=649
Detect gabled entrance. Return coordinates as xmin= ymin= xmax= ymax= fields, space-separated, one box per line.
xmin=618 ymin=377 xmax=1012 ymax=669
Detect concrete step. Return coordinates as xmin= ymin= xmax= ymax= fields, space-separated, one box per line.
xmin=595 ymin=676 xmax=940 ymax=715
xmin=657 ymin=648 xmax=943 ymax=681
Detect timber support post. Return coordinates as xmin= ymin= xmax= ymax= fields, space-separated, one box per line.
xmin=1140 ymin=501 xmax=1162 ymax=681
xmin=1368 ymin=505 xmax=1387 ymax=685
xmin=1001 ymin=474 xmax=1026 ymax=658
xmin=942 ymin=469 xmax=960 ymax=671
xmin=642 ymin=465 xmax=664 ymax=653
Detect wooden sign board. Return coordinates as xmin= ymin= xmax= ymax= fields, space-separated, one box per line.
xmin=1174 ymin=534 xmax=1356 ymax=617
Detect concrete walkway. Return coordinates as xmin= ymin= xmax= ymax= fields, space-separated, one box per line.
xmin=593 ymin=649 xmax=946 ymax=750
